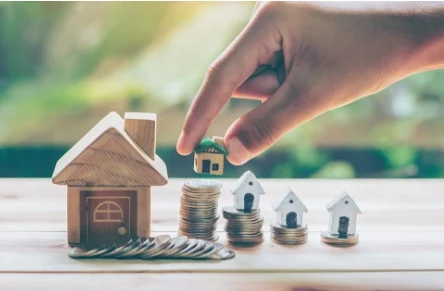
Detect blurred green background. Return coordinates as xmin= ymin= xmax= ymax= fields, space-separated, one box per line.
xmin=0 ymin=1 xmax=443 ymax=179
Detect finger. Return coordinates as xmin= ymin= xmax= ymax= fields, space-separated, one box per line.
xmin=232 ymin=69 xmax=280 ymax=101
xmin=177 ymin=19 xmax=281 ymax=155
xmin=224 ymin=70 xmax=319 ymax=165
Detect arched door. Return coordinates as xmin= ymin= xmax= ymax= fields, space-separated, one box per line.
xmin=244 ymin=193 xmax=254 ymax=213
xmin=286 ymin=212 xmax=297 ymax=228
xmin=338 ymin=216 xmax=350 ymax=237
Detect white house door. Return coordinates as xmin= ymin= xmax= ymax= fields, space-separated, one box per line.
xmin=338 ymin=216 xmax=350 ymax=237
xmin=244 ymin=193 xmax=254 ymax=212
xmin=286 ymin=212 xmax=297 ymax=228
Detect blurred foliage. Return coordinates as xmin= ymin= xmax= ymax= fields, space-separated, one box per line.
xmin=0 ymin=2 xmax=443 ymax=178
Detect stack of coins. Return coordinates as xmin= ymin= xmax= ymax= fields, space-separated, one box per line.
xmin=222 ymin=206 xmax=264 ymax=245
xmin=178 ymin=180 xmax=222 ymax=242
xmin=321 ymin=231 xmax=359 ymax=246
xmin=270 ymin=220 xmax=308 ymax=245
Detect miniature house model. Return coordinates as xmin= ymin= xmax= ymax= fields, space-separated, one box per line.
xmin=194 ymin=136 xmax=227 ymax=175
xmin=326 ymin=191 xmax=361 ymax=237
xmin=272 ymin=187 xmax=308 ymax=228
xmin=52 ymin=112 xmax=168 ymax=247
xmin=231 ymin=171 xmax=265 ymax=212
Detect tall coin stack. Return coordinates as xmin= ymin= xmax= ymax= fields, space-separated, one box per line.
xmin=222 ymin=206 xmax=264 ymax=245
xmin=178 ymin=180 xmax=222 ymax=242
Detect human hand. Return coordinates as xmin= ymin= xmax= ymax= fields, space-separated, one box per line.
xmin=177 ymin=1 xmax=444 ymax=165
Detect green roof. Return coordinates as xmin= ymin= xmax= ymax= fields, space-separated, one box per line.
xmin=194 ymin=138 xmax=228 ymax=155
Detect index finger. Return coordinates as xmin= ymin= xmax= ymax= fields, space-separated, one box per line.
xmin=177 ymin=20 xmax=275 ymax=155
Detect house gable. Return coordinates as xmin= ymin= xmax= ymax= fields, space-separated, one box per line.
xmin=326 ymin=191 xmax=361 ymax=214
xmin=231 ymin=170 xmax=265 ymax=196
xmin=272 ymin=187 xmax=308 ymax=213
xmin=52 ymin=112 xmax=168 ymax=187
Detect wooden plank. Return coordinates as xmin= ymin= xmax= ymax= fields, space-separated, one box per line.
xmin=67 ymin=187 xmax=80 ymax=244
xmin=1 ymin=179 xmax=444 ymax=232
xmin=1 ymin=231 xmax=444 ymax=273
xmin=137 ymin=187 xmax=151 ymax=237
xmin=1 ymin=272 xmax=444 ymax=291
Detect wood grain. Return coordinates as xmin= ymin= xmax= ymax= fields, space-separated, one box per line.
xmin=1 ymin=273 xmax=444 ymax=291
xmin=1 ymin=230 xmax=444 ymax=273
xmin=124 ymin=112 xmax=156 ymax=159
xmin=2 ymin=178 xmax=444 ymax=290
xmin=2 ymin=179 xmax=444 ymax=232
xmin=67 ymin=187 xmax=80 ymax=244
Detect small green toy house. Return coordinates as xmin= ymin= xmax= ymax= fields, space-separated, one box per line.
xmin=194 ymin=136 xmax=228 ymax=175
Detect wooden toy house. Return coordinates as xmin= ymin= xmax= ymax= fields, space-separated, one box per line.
xmin=272 ymin=187 xmax=308 ymax=228
xmin=326 ymin=191 xmax=361 ymax=237
xmin=52 ymin=112 xmax=168 ymax=247
xmin=193 ymin=136 xmax=227 ymax=175
xmin=231 ymin=171 xmax=265 ymax=212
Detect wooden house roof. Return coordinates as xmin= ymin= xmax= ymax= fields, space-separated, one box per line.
xmin=52 ymin=112 xmax=168 ymax=187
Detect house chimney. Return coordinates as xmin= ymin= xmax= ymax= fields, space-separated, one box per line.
xmin=212 ymin=136 xmax=225 ymax=149
xmin=124 ymin=112 xmax=157 ymax=159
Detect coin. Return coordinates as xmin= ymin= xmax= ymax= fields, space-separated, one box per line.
xmin=194 ymin=242 xmax=224 ymax=259
xmin=158 ymin=236 xmax=189 ymax=257
xmin=68 ymin=245 xmax=112 ymax=259
xmin=186 ymin=240 xmax=214 ymax=258
xmin=100 ymin=240 xmax=134 ymax=258
xmin=138 ymin=235 xmax=172 ymax=259
xmin=210 ymin=248 xmax=236 ymax=260
xmin=321 ymin=231 xmax=359 ymax=246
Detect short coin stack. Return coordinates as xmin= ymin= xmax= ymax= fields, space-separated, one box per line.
xmin=321 ymin=231 xmax=359 ymax=246
xmin=178 ymin=179 xmax=222 ymax=242
xmin=270 ymin=220 xmax=308 ymax=245
xmin=68 ymin=235 xmax=236 ymax=260
xmin=222 ymin=206 xmax=264 ymax=245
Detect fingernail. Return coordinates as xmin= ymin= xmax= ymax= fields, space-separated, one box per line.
xmin=176 ymin=131 xmax=191 ymax=155
xmin=226 ymin=137 xmax=251 ymax=165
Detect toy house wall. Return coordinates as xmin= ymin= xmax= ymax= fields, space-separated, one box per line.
xmin=194 ymin=152 xmax=224 ymax=175
xmin=234 ymin=192 xmax=260 ymax=211
xmin=67 ymin=186 xmax=150 ymax=246
xmin=328 ymin=209 xmax=358 ymax=235
xmin=277 ymin=209 xmax=304 ymax=227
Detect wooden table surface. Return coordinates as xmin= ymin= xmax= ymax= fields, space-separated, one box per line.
xmin=1 ymin=178 xmax=444 ymax=290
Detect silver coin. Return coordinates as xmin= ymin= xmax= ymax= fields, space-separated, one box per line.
xmin=183 ymin=179 xmax=222 ymax=191
xmin=176 ymin=238 xmax=206 ymax=257
xmin=101 ymin=240 xmax=134 ymax=258
xmin=68 ymin=245 xmax=111 ymax=259
xmin=210 ymin=248 xmax=236 ymax=260
xmin=186 ymin=240 xmax=214 ymax=258
xmin=138 ymin=235 xmax=171 ymax=259
xmin=158 ymin=236 xmax=189 ymax=257
xmin=194 ymin=242 xmax=224 ymax=259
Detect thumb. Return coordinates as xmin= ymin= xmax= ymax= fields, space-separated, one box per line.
xmin=224 ymin=71 xmax=319 ymax=165
xmin=177 ymin=17 xmax=282 ymax=156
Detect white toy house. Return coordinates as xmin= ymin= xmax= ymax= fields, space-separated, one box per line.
xmin=326 ymin=191 xmax=361 ymax=237
xmin=272 ymin=187 xmax=308 ymax=228
xmin=231 ymin=171 xmax=265 ymax=212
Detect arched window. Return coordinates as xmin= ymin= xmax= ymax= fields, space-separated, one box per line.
xmin=94 ymin=201 xmax=123 ymax=222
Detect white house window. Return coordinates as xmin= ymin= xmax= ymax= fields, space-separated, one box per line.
xmin=94 ymin=201 xmax=124 ymax=222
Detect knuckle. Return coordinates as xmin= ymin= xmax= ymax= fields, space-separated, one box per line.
xmin=205 ymin=60 xmax=224 ymax=81
xmin=237 ymin=118 xmax=276 ymax=152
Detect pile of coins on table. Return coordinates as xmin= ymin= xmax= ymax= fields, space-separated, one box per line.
xmin=222 ymin=206 xmax=264 ymax=245
xmin=320 ymin=231 xmax=359 ymax=246
xmin=68 ymin=235 xmax=235 ymax=260
xmin=178 ymin=180 xmax=222 ymax=242
xmin=270 ymin=220 xmax=308 ymax=245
